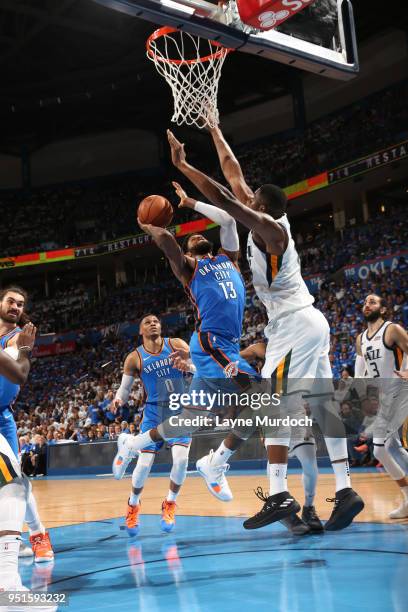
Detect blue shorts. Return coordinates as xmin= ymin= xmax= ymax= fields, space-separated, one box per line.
xmin=140 ymin=404 xmax=191 ymax=454
xmin=0 ymin=408 xmax=19 ymax=459
xmin=189 ymin=331 xmax=259 ymax=404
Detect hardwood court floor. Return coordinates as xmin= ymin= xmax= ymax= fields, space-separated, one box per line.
xmin=28 ymin=470 xmax=408 ymax=529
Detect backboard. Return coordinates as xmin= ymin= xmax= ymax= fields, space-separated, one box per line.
xmin=93 ymin=0 xmax=358 ymax=80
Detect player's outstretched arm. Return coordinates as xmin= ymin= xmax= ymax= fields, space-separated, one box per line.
xmin=173 ymin=181 xmax=239 ymax=263
xmin=208 ymin=125 xmax=254 ymax=207
xmin=0 ymin=323 xmax=36 ymax=384
xmin=168 ymin=130 xmax=286 ymax=256
xmin=138 ymin=217 xmax=195 ymax=284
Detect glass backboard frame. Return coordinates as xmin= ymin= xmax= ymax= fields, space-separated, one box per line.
xmin=93 ymin=0 xmax=359 ymax=80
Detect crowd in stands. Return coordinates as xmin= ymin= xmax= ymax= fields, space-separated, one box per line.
xmin=235 ymin=79 xmax=408 ymax=189
xmin=297 ymin=206 xmax=408 ymax=276
xmin=1 ymin=80 xmax=407 ymax=258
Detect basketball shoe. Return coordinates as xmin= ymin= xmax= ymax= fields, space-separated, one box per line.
xmin=302 ymin=505 xmax=324 ymax=532
xmin=243 ymin=488 xmax=300 ymax=530
xmin=126 ymin=501 xmax=141 ymax=537
xmin=29 ymin=532 xmax=54 ymax=563
xmin=280 ymin=513 xmax=311 ymax=536
xmin=324 ymin=488 xmax=364 ymax=530
xmin=161 ymin=500 xmax=177 ymax=533
xmin=196 ymin=450 xmax=233 ymax=501
xmin=389 ymin=500 xmax=408 ymax=519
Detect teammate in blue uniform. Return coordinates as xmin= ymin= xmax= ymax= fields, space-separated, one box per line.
xmin=112 ymin=181 xmax=260 ymax=501
xmin=0 ymin=286 xmax=54 ymax=562
xmin=112 ymin=314 xmax=191 ymax=533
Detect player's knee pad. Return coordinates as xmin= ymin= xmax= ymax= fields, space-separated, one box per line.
xmin=373 ymin=437 xmax=405 ymax=480
xmin=170 ymin=445 xmax=190 ymax=486
xmin=324 ymin=437 xmax=348 ymax=462
xmin=0 ymin=479 xmax=27 ymax=534
xmin=132 ymin=452 xmax=155 ymax=489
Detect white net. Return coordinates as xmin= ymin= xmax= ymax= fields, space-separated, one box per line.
xmin=146 ymin=28 xmax=231 ymax=129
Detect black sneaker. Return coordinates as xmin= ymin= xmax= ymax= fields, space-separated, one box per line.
xmin=302 ymin=505 xmax=324 ymax=532
xmin=243 ymin=487 xmax=301 ymax=530
xmin=280 ymin=513 xmax=311 ymax=536
xmin=325 ymin=488 xmax=365 ymax=531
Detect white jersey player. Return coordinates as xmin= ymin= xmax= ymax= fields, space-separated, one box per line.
xmin=167 ymin=125 xmax=364 ymax=532
xmin=356 ymin=294 xmax=408 ymax=518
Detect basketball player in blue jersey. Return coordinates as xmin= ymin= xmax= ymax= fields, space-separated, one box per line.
xmin=112 ymin=313 xmax=191 ymax=533
xmin=166 ymin=127 xmax=364 ymax=531
xmin=0 ymin=286 xmax=54 ymax=562
xmin=112 ymin=183 xmax=261 ymax=502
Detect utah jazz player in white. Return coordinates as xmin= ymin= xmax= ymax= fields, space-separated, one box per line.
xmin=356 ymin=294 xmax=408 ymax=518
xmin=167 ymin=126 xmax=363 ymax=531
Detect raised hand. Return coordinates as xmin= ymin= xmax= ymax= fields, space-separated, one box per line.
xmin=170 ymin=348 xmax=193 ymax=373
xmin=167 ymin=129 xmax=187 ymax=168
xmin=16 ymin=323 xmax=37 ymax=352
xmin=172 ymin=181 xmax=195 ymax=209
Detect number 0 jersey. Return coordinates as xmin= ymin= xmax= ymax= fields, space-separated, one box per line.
xmin=360 ymin=321 xmax=406 ymax=379
xmin=185 ymin=254 xmax=245 ymax=341
xmin=137 ymin=338 xmax=185 ymax=409
xmin=247 ymin=214 xmax=314 ymax=328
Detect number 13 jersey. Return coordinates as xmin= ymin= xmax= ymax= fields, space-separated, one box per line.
xmin=186 ymin=254 xmax=245 ymax=342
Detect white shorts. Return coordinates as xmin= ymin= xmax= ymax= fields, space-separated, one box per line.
xmin=262 ymin=306 xmax=333 ymax=396
xmin=0 ymin=433 xmax=21 ymax=490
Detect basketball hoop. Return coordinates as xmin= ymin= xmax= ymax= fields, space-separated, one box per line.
xmin=146 ymin=27 xmax=233 ymax=129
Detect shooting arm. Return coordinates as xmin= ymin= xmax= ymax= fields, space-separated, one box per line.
xmin=194 ymin=200 xmax=239 ymax=257
xmin=138 ymin=220 xmax=194 ymax=284
xmin=209 ymin=125 xmax=254 ymax=206
xmin=180 ymin=163 xmax=285 ymax=255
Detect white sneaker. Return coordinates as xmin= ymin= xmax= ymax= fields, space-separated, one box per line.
xmin=18 ymin=542 xmax=34 ymax=559
xmin=196 ymin=450 xmax=233 ymax=501
xmin=112 ymin=433 xmax=136 ymax=480
xmin=389 ymin=500 xmax=408 ymax=519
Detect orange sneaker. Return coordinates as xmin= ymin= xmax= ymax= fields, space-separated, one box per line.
xmin=29 ymin=532 xmax=54 ymax=563
xmin=126 ymin=501 xmax=141 ymax=537
xmin=161 ymin=500 xmax=176 ymax=533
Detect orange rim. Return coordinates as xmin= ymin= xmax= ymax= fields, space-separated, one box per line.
xmin=146 ymin=26 xmax=233 ymax=65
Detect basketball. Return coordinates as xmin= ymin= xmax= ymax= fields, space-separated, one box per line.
xmin=138 ymin=194 xmax=173 ymax=227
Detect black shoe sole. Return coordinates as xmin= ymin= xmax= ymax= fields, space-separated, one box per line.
xmin=243 ymin=500 xmax=301 ymax=530
xmin=325 ymin=497 xmax=365 ymax=531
